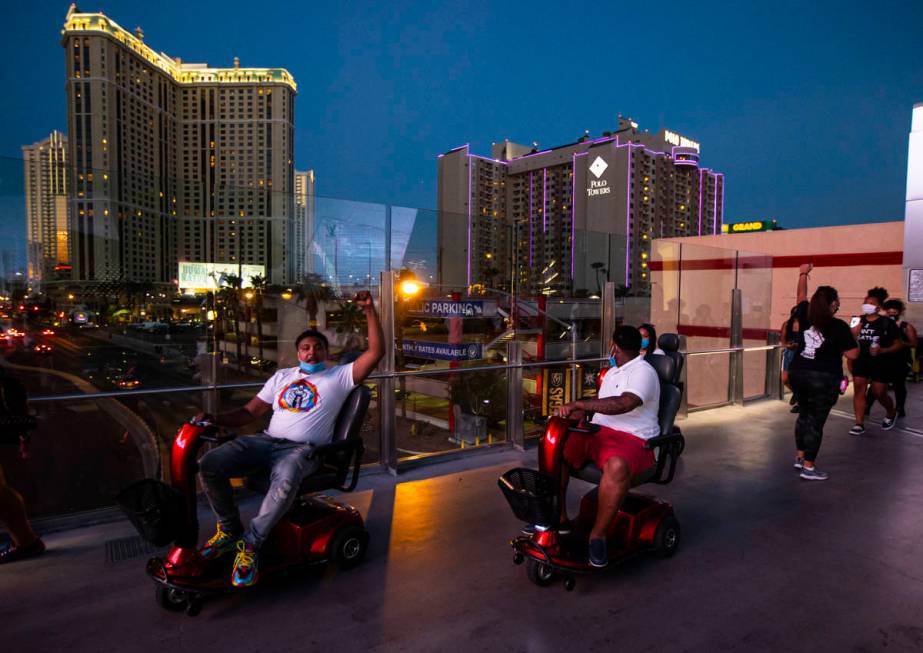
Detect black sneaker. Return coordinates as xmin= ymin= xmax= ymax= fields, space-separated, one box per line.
xmin=0 ymin=537 xmax=45 ymax=564
xmin=849 ymin=424 xmax=865 ymax=436
xmin=800 ymin=466 xmax=829 ymax=481
xmin=794 ymin=456 xmax=804 ymax=469
xmin=588 ymin=538 xmax=608 ymax=567
xmin=882 ymin=416 xmax=897 ymax=431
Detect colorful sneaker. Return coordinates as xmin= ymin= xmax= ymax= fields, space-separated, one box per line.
xmin=800 ymin=467 xmax=829 ymax=481
xmin=0 ymin=537 xmax=45 ymax=564
xmin=849 ymin=424 xmax=865 ymax=436
xmin=199 ymin=524 xmax=240 ymax=560
xmin=794 ymin=456 xmax=804 ymax=470
xmin=231 ymin=540 xmax=259 ymax=587
xmin=882 ymin=416 xmax=897 ymax=431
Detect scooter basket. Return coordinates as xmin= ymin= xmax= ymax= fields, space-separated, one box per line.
xmin=498 ymin=467 xmax=559 ymax=528
xmin=116 ymin=479 xmax=182 ymax=547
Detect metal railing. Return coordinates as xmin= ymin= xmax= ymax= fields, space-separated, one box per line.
xmin=24 ymin=275 xmax=785 ymax=474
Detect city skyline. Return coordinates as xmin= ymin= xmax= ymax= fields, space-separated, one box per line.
xmin=0 ymin=0 xmax=919 ymax=241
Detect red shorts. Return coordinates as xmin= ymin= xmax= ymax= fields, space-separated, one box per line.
xmin=563 ymin=425 xmax=655 ymax=477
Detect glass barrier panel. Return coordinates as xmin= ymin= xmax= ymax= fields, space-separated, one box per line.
xmin=685 ymin=351 xmax=732 ymax=409
xmin=10 ymin=395 xmax=155 ymax=519
xmin=396 ymin=368 xmax=508 ymax=460
xmin=737 ymin=248 xmax=774 ymax=400
xmin=649 ymin=240 xmax=682 ymax=334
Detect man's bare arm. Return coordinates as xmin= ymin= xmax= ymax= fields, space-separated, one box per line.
xmin=557 ymin=393 xmax=642 ymax=418
xmin=351 ymin=292 xmax=384 ymax=385
xmin=196 ymin=396 xmax=271 ymax=427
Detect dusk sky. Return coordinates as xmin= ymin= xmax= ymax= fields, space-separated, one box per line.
xmin=2 ymin=0 xmax=921 ymax=232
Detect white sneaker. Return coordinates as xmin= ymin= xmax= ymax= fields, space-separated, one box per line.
xmin=849 ymin=424 xmax=865 ymax=436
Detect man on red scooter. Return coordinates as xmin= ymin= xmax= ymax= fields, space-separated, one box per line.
xmin=556 ymin=325 xmax=660 ymax=568
xmin=194 ymin=291 xmax=383 ymax=587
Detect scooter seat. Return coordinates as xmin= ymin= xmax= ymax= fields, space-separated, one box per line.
xmin=244 ymin=385 xmax=371 ymax=497
xmin=571 ymin=463 xmax=656 ymax=487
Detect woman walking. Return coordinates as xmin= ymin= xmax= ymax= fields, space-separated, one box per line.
xmin=788 ymin=264 xmax=858 ymax=480
xmin=883 ymin=299 xmax=918 ymax=418
xmin=849 ymin=288 xmax=903 ymax=434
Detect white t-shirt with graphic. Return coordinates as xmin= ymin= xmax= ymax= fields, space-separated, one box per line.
xmin=591 ymin=355 xmax=661 ymax=440
xmin=256 ymin=364 xmax=356 ymax=444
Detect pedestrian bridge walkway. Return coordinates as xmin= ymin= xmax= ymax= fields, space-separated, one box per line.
xmin=3 ymin=388 xmax=923 ymax=652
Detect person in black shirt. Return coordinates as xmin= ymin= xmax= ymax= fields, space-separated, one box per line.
xmin=788 ymin=264 xmax=858 ymax=480
xmin=780 ymin=304 xmax=802 ymax=412
xmin=883 ymin=299 xmax=918 ymax=418
xmin=848 ymin=288 xmax=903 ymax=434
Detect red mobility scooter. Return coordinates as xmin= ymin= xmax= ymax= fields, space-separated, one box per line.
xmin=118 ymin=385 xmax=371 ymax=615
xmin=499 ymin=334 xmax=685 ymax=591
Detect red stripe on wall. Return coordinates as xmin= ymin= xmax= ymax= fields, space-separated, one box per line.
xmin=677 ymin=324 xmax=771 ymax=340
xmin=648 ymin=251 xmax=902 ymax=272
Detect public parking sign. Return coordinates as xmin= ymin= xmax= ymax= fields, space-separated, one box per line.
xmin=417 ymin=300 xmax=496 ymax=318
xmin=402 ymin=340 xmax=483 ymax=361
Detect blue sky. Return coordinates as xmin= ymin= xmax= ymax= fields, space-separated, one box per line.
xmin=1 ymin=0 xmax=921 ymax=240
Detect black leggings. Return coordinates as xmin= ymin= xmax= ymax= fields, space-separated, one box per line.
xmin=789 ymin=369 xmax=840 ymax=462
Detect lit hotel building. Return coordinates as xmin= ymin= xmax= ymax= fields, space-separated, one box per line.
xmin=438 ymin=117 xmax=724 ymax=295
xmin=61 ymin=6 xmax=297 ymax=286
xmin=294 ymin=170 xmax=316 ymax=280
xmin=22 ymin=131 xmax=70 ymax=287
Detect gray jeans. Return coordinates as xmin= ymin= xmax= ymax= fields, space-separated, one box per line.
xmin=199 ymin=434 xmax=320 ymax=548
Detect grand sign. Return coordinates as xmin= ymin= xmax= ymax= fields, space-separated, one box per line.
xmin=721 ymin=220 xmax=779 ymax=234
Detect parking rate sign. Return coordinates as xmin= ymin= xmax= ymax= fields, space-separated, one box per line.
xmin=402 ymin=340 xmax=483 ymax=361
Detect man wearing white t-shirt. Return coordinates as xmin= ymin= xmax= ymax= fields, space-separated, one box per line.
xmin=195 ymin=292 xmax=383 ymax=587
xmin=556 ymin=325 xmax=661 ymax=567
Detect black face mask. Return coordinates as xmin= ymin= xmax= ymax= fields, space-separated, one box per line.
xmin=889 ymin=315 xmax=898 ymax=321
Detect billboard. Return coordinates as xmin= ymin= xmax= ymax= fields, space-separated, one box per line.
xmin=178 ymin=261 xmax=266 ymax=290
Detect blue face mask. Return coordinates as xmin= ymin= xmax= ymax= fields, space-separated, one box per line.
xmin=608 ymin=354 xmax=617 ymax=368
xmin=299 ymin=361 xmax=325 ymax=374
xmin=641 ymin=338 xmax=650 ymax=350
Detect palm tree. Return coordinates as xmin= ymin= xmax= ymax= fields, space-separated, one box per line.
xmin=333 ymin=299 xmax=367 ymax=350
xmin=296 ymin=273 xmax=336 ymax=328
xmin=249 ymin=274 xmax=268 ymax=362
xmin=223 ymin=274 xmax=243 ymax=369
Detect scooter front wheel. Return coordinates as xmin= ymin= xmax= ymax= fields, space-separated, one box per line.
xmin=155 ymin=586 xmax=188 ymax=612
xmin=526 ymin=558 xmax=556 ymax=587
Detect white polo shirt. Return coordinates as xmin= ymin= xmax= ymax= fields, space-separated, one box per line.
xmin=591 ymin=355 xmax=661 ymax=440
xmin=257 ymin=363 xmax=356 ymax=444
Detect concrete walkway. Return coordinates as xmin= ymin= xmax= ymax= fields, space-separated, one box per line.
xmin=3 ymin=386 xmax=923 ymax=652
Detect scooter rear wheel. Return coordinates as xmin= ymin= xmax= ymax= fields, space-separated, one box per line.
xmin=330 ymin=525 xmax=369 ymax=570
xmin=652 ymin=515 xmax=681 ymax=558
xmin=526 ymin=559 xmax=556 ymax=587
xmin=155 ymin=586 xmax=188 ymax=612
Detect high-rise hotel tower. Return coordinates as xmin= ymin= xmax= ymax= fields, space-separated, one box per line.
xmin=438 ymin=117 xmax=724 ymax=296
xmin=61 ymin=5 xmax=297 ymax=286
xmin=22 ymin=131 xmax=70 ymax=286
